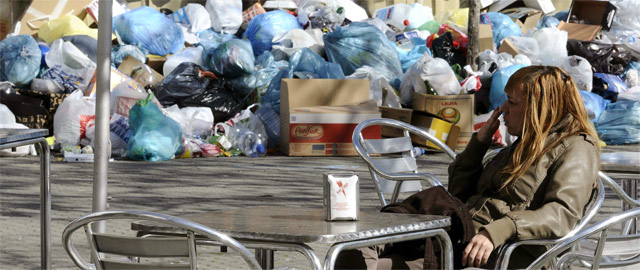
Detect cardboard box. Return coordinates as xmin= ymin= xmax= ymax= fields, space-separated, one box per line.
xmin=478 ymin=24 xmax=495 ymax=52
xmin=557 ymin=21 xmax=601 ymax=41
xmin=412 ymin=93 xmax=474 ymax=149
xmin=280 ymin=79 xmax=381 ymax=156
xmin=568 ymin=0 xmax=617 ymax=31
xmin=523 ymin=0 xmax=555 ymax=14
xmin=502 ymin=7 xmax=543 ymax=34
xmin=379 ymin=107 xmax=459 ymax=150
xmin=146 ymin=55 xmax=167 ymax=75
xmin=498 ymin=38 xmax=520 ymax=56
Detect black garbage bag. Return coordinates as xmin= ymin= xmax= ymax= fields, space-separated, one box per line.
xmin=566 ymin=40 xmax=640 ymax=75
xmin=179 ymin=79 xmax=243 ymax=123
xmin=154 ymin=62 xmax=212 ymax=106
xmin=431 ymin=32 xmax=466 ymax=67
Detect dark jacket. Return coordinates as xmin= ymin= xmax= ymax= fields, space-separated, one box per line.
xmin=381 ymin=186 xmax=475 ymax=269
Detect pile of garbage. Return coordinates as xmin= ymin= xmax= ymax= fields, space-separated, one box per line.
xmin=1 ymin=0 xmax=638 ymax=161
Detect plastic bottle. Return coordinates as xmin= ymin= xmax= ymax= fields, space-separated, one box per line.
xmin=255 ymin=105 xmax=280 ymax=149
xmin=374 ymin=3 xmax=432 ymax=33
xmin=374 ymin=4 xmax=411 ymax=33
xmin=227 ymin=126 xmax=267 ymax=158
xmin=412 ymin=147 xmax=425 ymax=157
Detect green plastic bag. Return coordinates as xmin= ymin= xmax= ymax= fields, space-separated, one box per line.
xmin=127 ymin=94 xmax=183 ymax=161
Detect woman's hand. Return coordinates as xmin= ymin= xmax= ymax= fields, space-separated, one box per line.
xmin=462 ymin=230 xmax=494 ymax=267
xmin=477 ymin=107 xmax=503 ymax=144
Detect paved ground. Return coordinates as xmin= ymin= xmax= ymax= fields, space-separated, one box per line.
xmin=0 ymin=144 xmax=638 ymax=269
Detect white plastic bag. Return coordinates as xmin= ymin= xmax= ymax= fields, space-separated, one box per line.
xmin=400 ymin=53 xmax=461 ymax=105
xmin=0 ymin=104 xmax=16 ymax=125
xmin=271 ymin=29 xmax=324 ymax=61
xmin=42 ymin=39 xmax=96 ymax=93
xmin=110 ymin=81 xmax=162 ymax=117
xmin=0 ymin=123 xmax=37 ymax=157
xmin=54 ymin=90 xmax=96 ymax=146
xmin=562 ymin=55 xmax=593 ymax=91
xmin=163 ymin=47 xmax=204 ymax=76
xmin=206 ymin=0 xmax=242 ymax=34
xmin=525 ymin=27 xmax=567 ymax=67
xmin=223 ymin=104 xmax=268 ymax=146
xmin=165 ymin=105 xmax=214 ymax=139
xmin=169 ymin=3 xmax=212 ymax=33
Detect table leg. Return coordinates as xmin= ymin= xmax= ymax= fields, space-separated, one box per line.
xmin=36 ymin=140 xmax=51 ymax=270
xmin=622 ymin=179 xmax=637 ymax=233
xmin=255 ymin=249 xmax=274 ymax=270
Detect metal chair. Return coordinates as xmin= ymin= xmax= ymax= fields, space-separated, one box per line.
xmin=352 ymin=118 xmax=457 ymax=207
xmin=526 ymin=207 xmax=640 ymax=269
xmin=62 ymin=210 xmax=262 ymax=270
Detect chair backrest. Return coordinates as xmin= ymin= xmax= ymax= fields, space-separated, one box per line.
xmin=527 ymin=207 xmax=640 ymax=270
xmin=62 ymin=210 xmax=262 ymax=270
xmin=352 ymin=118 xmax=456 ymax=206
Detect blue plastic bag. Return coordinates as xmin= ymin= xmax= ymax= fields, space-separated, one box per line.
xmin=262 ymin=48 xmax=345 ymax=113
xmin=111 ymin=44 xmax=148 ymax=68
xmin=242 ymin=10 xmax=302 ymax=57
xmin=398 ymin=38 xmax=431 ymax=73
xmin=324 ymin=22 xmax=403 ymax=80
xmin=489 ymin=64 xmax=528 ymax=110
xmin=127 ymin=94 xmax=183 ymax=161
xmin=203 ymin=39 xmax=255 ymax=78
xmin=196 ymin=28 xmax=236 ymax=51
xmin=579 ymin=90 xmax=610 ymax=122
xmin=480 ymin=12 xmax=522 ymax=49
xmin=537 ymin=16 xmax=561 ymax=29
xmin=113 ymin=7 xmax=184 ymax=56
xmin=594 ymin=73 xmax=629 ymax=93
xmin=596 ymin=94 xmax=640 ymax=145
xmin=0 ymin=35 xmax=41 ymax=86
xmin=229 ymin=51 xmax=288 ymax=98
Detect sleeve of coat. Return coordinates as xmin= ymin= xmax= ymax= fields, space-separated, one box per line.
xmin=481 ymin=138 xmax=599 ymax=247
xmin=447 ymin=133 xmax=492 ymax=202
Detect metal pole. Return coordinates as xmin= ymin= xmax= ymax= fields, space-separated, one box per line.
xmin=92 ymin=0 xmax=113 ymax=233
xmin=467 ymin=0 xmax=480 ymax=71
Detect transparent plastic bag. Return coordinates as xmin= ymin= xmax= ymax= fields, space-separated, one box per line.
xmin=400 ymin=53 xmax=462 ymax=105
xmin=243 ymin=10 xmax=302 ymax=57
xmin=229 ymin=51 xmax=288 ymax=98
xmin=113 ymin=7 xmax=184 ymax=56
xmin=205 ymin=0 xmax=242 ymax=34
xmin=525 ymin=27 xmax=567 ymax=67
xmin=563 ymin=56 xmax=593 ymax=91
xmin=111 ymin=44 xmax=148 ymax=68
xmin=324 ymin=22 xmax=402 ymax=80
xmin=165 ymin=105 xmax=214 ymax=139
xmin=609 ymin=0 xmax=640 ymax=39
xmin=127 ymin=94 xmax=183 ymax=161
xmin=0 ymin=35 xmax=41 ymax=86
xmin=441 ymin=8 xmax=468 ymax=33
xmin=42 ymin=39 xmax=96 ymax=93
xmin=502 ymin=36 xmax=540 ymax=63
xmin=297 ymin=0 xmax=346 ymax=32
xmin=347 ymin=65 xmax=401 ymax=107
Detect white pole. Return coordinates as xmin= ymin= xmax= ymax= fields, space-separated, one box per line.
xmin=92 ymin=0 xmax=113 ymax=233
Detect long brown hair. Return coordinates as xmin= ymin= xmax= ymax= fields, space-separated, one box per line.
xmin=499 ymin=66 xmax=600 ymax=192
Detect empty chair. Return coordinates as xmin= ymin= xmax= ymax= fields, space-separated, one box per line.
xmin=62 ymin=210 xmax=261 ymax=270
xmin=352 ymin=118 xmax=457 ymax=207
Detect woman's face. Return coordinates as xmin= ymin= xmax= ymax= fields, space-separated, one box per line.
xmin=502 ymin=84 xmax=526 ymax=137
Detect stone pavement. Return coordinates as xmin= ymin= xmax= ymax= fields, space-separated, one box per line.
xmin=0 ymin=145 xmax=637 ymax=269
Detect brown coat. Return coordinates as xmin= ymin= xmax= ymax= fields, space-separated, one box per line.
xmin=448 ymin=118 xmax=599 ymax=268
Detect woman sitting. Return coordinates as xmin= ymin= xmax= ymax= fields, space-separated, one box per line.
xmin=337 ymin=65 xmax=601 ymax=269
